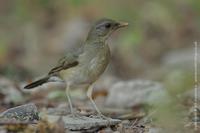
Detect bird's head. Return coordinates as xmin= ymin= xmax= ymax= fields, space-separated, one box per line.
xmin=87 ymin=18 xmax=128 ymax=41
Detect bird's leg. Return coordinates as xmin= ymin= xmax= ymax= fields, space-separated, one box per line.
xmin=66 ymin=83 xmax=74 ymax=115
xmin=87 ymin=85 xmax=108 ymax=120
xmin=66 ymin=83 xmax=84 ymax=119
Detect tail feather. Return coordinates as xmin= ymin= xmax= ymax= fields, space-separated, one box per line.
xmin=24 ymin=77 xmax=49 ymax=89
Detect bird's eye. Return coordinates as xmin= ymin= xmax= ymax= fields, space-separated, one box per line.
xmin=105 ymin=23 xmax=111 ymax=29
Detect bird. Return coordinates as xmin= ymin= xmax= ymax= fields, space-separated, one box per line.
xmin=24 ymin=18 xmax=128 ymax=118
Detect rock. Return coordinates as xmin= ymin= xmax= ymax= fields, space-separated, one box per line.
xmin=106 ymin=80 xmax=169 ymax=108
xmin=46 ymin=115 xmax=121 ymax=131
xmin=0 ymin=103 xmax=39 ymax=123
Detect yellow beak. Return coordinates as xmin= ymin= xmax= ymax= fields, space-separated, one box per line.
xmin=117 ymin=22 xmax=129 ymax=28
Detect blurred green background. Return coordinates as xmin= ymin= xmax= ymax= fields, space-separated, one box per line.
xmin=0 ymin=0 xmax=199 ymax=80
xmin=0 ymin=0 xmax=199 ymax=99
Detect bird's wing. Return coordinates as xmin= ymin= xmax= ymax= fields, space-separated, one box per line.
xmin=48 ymin=52 xmax=79 ymax=75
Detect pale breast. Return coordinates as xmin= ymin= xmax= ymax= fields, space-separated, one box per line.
xmin=60 ymin=43 xmax=111 ymax=85
xmin=87 ymin=44 xmax=110 ymax=81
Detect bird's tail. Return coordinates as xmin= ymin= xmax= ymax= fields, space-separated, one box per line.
xmin=24 ymin=76 xmax=50 ymax=89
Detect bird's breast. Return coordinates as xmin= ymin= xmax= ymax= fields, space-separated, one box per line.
xmin=60 ymin=43 xmax=111 ymax=85
xmin=87 ymin=44 xmax=111 ymax=81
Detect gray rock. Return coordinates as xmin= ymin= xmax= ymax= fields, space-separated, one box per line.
xmin=0 ymin=103 xmax=39 ymax=122
xmin=106 ymin=80 xmax=169 ymax=107
xmin=46 ymin=115 xmax=121 ymax=131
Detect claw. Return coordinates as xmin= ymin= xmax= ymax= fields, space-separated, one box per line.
xmin=89 ymin=114 xmax=112 ymax=126
xmin=68 ymin=113 xmax=85 ymax=120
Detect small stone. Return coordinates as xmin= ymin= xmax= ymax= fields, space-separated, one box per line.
xmin=106 ymin=80 xmax=169 ymax=107
xmin=46 ymin=115 xmax=121 ymax=131
xmin=0 ymin=103 xmax=39 ymax=122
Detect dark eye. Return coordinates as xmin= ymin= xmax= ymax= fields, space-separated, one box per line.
xmin=105 ymin=23 xmax=111 ymax=29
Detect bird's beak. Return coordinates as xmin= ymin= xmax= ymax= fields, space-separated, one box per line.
xmin=117 ymin=21 xmax=129 ymax=28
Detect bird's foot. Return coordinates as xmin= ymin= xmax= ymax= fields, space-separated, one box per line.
xmin=98 ymin=114 xmax=112 ymax=126
xmin=89 ymin=113 xmax=111 ymax=125
xmin=89 ymin=113 xmax=108 ymax=119
xmin=68 ymin=113 xmax=85 ymax=120
xmin=98 ymin=113 xmax=110 ymax=120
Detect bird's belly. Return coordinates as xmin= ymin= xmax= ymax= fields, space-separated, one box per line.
xmin=60 ymin=66 xmax=88 ymax=85
xmin=60 ymin=57 xmax=109 ymax=85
